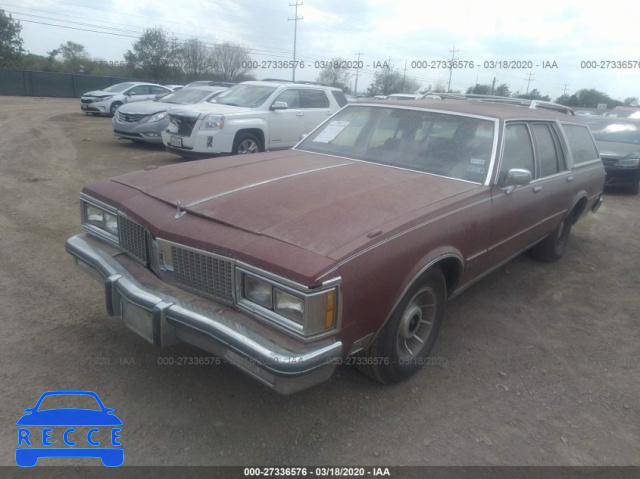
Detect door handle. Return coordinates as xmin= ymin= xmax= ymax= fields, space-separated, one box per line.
xmin=533 ymin=186 xmax=542 ymax=193
xmin=566 ymin=176 xmax=574 ymax=182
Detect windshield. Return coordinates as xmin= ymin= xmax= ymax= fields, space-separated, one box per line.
xmin=159 ymin=88 xmax=222 ymax=104
xmin=208 ymin=84 xmax=277 ymax=108
xmin=588 ymin=121 xmax=640 ymax=144
xmin=296 ymin=105 xmax=496 ymax=184
xmin=102 ymin=82 xmax=137 ymax=93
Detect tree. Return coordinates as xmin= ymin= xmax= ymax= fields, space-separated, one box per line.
xmin=513 ymin=89 xmax=551 ymax=101
xmin=494 ymin=83 xmax=511 ymax=97
xmin=181 ymin=38 xmax=211 ymax=80
xmin=210 ymin=42 xmax=253 ymax=82
xmin=49 ymin=41 xmax=90 ymax=73
xmin=559 ymin=88 xmax=622 ymax=108
xmin=365 ymin=67 xmax=420 ymax=96
xmin=0 ymin=9 xmax=24 ymax=61
xmin=624 ymin=97 xmax=639 ymax=107
xmin=467 ymin=84 xmax=491 ymax=94
xmin=125 ymin=27 xmax=181 ymax=80
xmin=316 ymin=57 xmax=352 ymax=91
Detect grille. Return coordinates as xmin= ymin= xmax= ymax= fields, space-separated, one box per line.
xmin=169 ymin=115 xmax=198 ymax=137
xmin=81 ymin=98 xmax=94 ymax=104
xmin=171 ymin=246 xmax=234 ymax=303
xmin=117 ymin=111 xmax=144 ymax=122
xmin=118 ymin=215 xmax=148 ymax=263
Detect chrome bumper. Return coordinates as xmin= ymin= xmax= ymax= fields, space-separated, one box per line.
xmin=65 ymin=234 xmax=341 ymax=394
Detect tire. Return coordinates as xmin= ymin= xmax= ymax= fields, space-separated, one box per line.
xmin=529 ymin=216 xmax=572 ymax=262
xmin=358 ymin=266 xmax=446 ymax=384
xmin=232 ymin=133 xmax=262 ymax=155
xmin=110 ymin=102 xmax=123 ymax=116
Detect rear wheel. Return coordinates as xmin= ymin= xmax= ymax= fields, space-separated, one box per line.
xmin=110 ymin=102 xmax=122 ymax=116
xmin=232 ymin=133 xmax=262 ymax=155
xmin=358 ymin=267 xmax=446 ymax=384
xmin=529 ymin=216 xmax=572 ymax=262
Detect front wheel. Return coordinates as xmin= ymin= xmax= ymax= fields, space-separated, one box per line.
xmin=358 ymin=267 xmax=446 ymax=384
xmin=232 ymin=133 xmax=262 ymax=155
xmin=110 ymin=102 xmax=122 ymax=116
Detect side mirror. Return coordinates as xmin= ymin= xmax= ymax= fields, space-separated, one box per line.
xmin=271 ymin=101 xmax=289 ymax=110
xmin=503 ymin=168 xmax=532 ymax=194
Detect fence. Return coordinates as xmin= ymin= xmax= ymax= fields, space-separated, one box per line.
xmin=0 ymin=70 xmax=149 ymax=98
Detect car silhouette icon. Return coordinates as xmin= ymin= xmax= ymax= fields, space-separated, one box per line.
xmin=16 ymin=390 xmax=123 ymax=467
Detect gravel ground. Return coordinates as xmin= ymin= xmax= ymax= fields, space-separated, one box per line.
xmin=0 ymin=96 xmax=638 ymax=467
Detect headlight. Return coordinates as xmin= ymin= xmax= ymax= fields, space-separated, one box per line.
xmin=81 ymin=198 xmax=119 ymax=243
xmin=240 ymin=270 xmax=339 ymax=337
xmin=100 ymin=96 xmax=113 ymax=102
xmin=200 ymin=114 xmax=224 ymax=130
xmin=616 ymin=158 xmax=640 ymax=168
xmin=244 ymin=275 xmax=273 ymax=309
xmin=148 ymin=111 xmax=168 ymax=123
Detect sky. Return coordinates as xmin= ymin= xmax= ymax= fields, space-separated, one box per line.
xmin=3 ymin=0 xmax=640 ymax=102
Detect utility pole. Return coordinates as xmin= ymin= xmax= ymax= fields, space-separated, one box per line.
xmin=562 ymin=83 xmax=569 ymax=95
xmin=354 ymin=52 xmax=363 ymax=96
xmin=491 ymin=77 xmax=496 ymax=95
xmin=447 ymin=46 xmax=459 ymax=92
xmin=288 ymin=2 xmax=303 ymax=81
xmin=402 ymin=60 xmax=407 ymax=92
xmin=525 ymin=71 xmax=534 ymax=95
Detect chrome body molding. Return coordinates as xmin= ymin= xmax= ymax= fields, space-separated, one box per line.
xmin=65 ymin=233 xmax=341 ymax=394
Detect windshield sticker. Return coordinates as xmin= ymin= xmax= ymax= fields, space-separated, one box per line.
xmin=470 ymin=158 xmax=486 ymax=165
xmin=313 ymin=121 xmax=350 ymax=143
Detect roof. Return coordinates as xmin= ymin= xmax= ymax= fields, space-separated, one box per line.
xmin=240 ymin=80 xmax=342 ymax=90
xmin=354 ymin=99 xmax=581 ymax=122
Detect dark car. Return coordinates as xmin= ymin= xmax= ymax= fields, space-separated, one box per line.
xmin=66 ymin=100 xmax=605 ymax=393
xmin=584 ymin=117 xmax=640 ymax=194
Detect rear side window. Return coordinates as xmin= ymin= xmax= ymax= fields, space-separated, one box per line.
xmin=301 ymin=89 xmax=330 ymax=108
xmin=561 ymin=124 xmax=599 ymax=165
xmin=331 ymin=91 xmax=348 ymax=107
xmin=533 ymin=124 xmax=565 ymax=177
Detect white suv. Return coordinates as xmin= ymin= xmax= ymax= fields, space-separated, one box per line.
xmin=161 ymin=80 xmax=348 ymax=157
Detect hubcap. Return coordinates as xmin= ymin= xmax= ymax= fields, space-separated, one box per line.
xmin=396 ymin=287 xmax=436 ymax=360
xmin=237 ymin=139 xmax=258 ymax=154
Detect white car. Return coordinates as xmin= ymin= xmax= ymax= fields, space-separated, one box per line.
xmin=80 ymin=82 xmax=173 ymax=116
xmin=161 ymin=80 xmax=348 ymax=158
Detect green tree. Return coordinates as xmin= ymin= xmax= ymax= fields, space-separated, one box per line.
xmin=624 ymin=97 xmax=638 ymax=106
xmin=0 ymin=9 xmax=24 ymax=62
xmin=125 ymin=27 xmax=181 ymax=80
xmin=210 ymin=41 xmax=253 ymax=82
xmin=182 ymin=38 xmax=212 ymax=80
xmin=366 ymin=67 xmax=420 ymax=96
xmin=513 ymin=89 xmax=551 ymax=101
xmin=495 ymin=83 xmax=511 ymax=97
xmin=316 ymin=57 xmax=352 ymax=91
xmin=48 ymin=41 xmax=90 ymax=73
xmin=467 ymin=84 xmax=491 ymax=94
xmin=561 ymin=88 xmax=623 ymax=108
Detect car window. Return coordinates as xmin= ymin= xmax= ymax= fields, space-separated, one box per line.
xmin=331 ymin=90 xmax=348 ymax=107
xmin=301 ymin=89 xmax=330 ymax=108
xmin=37 ymin=394 xmax=102 ymax=411
xmin=210 ymin=85 xmax=277 ymax=108
xmin=533 ymin=123 xmax=565 ymax=177
xmin=102 ymin=82 xmax=135 ymax=93
xmin=160 ymin=88 xmax=219 ymax=104
xmin=151 ymin=85 xmax=169 ymax=94
xmin=274 ymin=89 xmax=301 ymax=108
xmin=128 ymin=85 xmax=151 ymax=95
xmin=297 ymin=105 xmax=495 ymax=184
xmin=561 ymin=124 xmax=600 ymax=165
xmin=499 ymin=124 xmax=534 ymax=186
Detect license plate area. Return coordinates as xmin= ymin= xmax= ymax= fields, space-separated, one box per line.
xmin=170 ymin=136 xmax=183 ymax=148
xmin=121 ymin=297 xmax=154 ymax=344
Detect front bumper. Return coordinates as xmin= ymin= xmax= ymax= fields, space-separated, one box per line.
xmin=65 ymin=234 xmax=341 ymax=394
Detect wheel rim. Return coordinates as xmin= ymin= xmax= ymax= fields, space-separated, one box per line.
xmin=237 ymin=139 xmax=258 ymax=154
xmin=395 ymin=287 xmax=437 ymax=361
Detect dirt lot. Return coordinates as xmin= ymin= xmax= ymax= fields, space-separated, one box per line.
xmin=0 ymin=96 xmax=638 ymax=467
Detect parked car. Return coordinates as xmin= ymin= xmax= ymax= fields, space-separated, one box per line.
xmin=603 ymin=108 xmax=640 ymax=119
xmin=80 ymin=82 xmax=172 ymax=116
xmin=184 ymin=80 xmax=236 ymax=88
xmin=584 ymin=117 xmax=640 ymax=194
xmin=386 ymin=93 xmax=420 ymax=100
xmin=161 ymin=80 xmax=348 ymax=158
xmin=66 ymin=99 xmax=604 ymax=394
xmin=112 ymin=86 xmax=228 ymax=144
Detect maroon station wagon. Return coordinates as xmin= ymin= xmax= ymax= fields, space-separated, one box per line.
xmin=66 ymin=99 xmax=605 ymax=393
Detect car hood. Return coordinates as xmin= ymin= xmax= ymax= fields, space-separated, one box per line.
xmin=16 ymin=409 xmax=123 ymax=426
xmin=110 ymin=150 xmax=481 ymax=258
xmin=82 ymin=90 xmax=115 ymax=98
xmin=168 ymin=103 xmax=253 ymax=117
xmin=596 ymin=140 xmax=640 ymax=159
xmin=117 ymin=100 xmax=168 ymax=115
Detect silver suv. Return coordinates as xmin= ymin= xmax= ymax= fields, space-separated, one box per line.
xmin=161 ymin=80 xmax=348 ymax=158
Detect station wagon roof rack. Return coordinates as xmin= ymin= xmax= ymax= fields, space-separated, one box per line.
xmin=459 ymin=94 xmax=575 ymax=115
xmin=261 ymin=78 xmax=331 ymax=87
